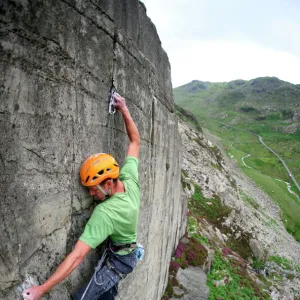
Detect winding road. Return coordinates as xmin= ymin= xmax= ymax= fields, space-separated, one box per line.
xmin=242 ymin=154 xmax=252 ymax=169
xmin=217 ymin=121 xmax=300 ymax=193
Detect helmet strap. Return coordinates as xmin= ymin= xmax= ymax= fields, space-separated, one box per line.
xmin=97 ymin=179 xmax=113 ymax=199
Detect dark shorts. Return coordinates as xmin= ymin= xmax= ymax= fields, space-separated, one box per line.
xmin=72 ymin=250 xmax=137 ymax=300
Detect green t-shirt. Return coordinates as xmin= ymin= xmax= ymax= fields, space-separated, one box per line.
xmin=79 ymin=156 xmax=140 ymax=249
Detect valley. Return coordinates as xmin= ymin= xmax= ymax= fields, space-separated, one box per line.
xmin=174 ymin=77 xmax=300 ymax=241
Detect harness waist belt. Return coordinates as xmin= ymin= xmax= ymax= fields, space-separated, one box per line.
xmin=111 ymin=243 xmax=136 ymax=252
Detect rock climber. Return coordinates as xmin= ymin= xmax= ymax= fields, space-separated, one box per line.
xmin=22 ymin=92 xmax=141 ymax=300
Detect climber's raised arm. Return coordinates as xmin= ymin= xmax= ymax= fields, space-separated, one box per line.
xmin=114 ymin=93 xmax=140 ymax=159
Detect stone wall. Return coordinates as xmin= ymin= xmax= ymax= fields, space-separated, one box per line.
xmin=0 ymin=1 xmax=186 ymax=299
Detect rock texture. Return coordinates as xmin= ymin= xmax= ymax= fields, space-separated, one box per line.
xmin=171 ymin=267 xmax=209 ymax=300
xmin=0 ymin=1 xmax=186 ymax=299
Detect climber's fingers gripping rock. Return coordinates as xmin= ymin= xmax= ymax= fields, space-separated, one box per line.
xmin=22 ymin=286 xmax=44 ymax=300
xmin=114 ymin=93 xmax=127 ymax=112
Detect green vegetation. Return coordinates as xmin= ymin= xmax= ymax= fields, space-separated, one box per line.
xmin=252 ymin=258 xmax=265 ymax=270
xmin=189 ymin=184 xmax=232 ymax=228
xmin=268 ymin=255 xmax=292 ymax=270
xmin=163 ymin=182 xmax=269 ymax=300
xmin=207 ymin=251 xmax=267 ymax=300
xmin=240 ymin=191 xmax=260 ymax=210
xmin=164 ymin=177 xmax=300 ymax=299
xmin=175 ymin=103 xmax=203 ymax=133
xmin=267 ymin=255 xmax=300 ymax=273
xmin=211 ymin=162 xmax=222 ymax=171
xmin=242 ymin=168 xmax=300 ymax=239
xmin=252 ymin=255 xmax=300 ymax=275
xmin=173 ymin=77 xmax=300 ymax=183
xmin=173 ymin=77 xmax=300 ymax=241
xmin=162 ymin=231 xmax=208 ymax=299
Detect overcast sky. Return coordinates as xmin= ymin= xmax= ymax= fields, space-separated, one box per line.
xmin=142 ymin=0 xmax=300 ymax=87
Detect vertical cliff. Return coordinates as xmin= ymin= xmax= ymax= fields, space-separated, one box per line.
xmin=0 ymin=1 xmax=186 ymax=299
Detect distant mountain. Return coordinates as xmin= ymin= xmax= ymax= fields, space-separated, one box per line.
xmin=174 ymin=77 xmax=300 ymax=130
xmin=173 ymin=76 xmax=300 ymax=187
xmin=182 ymin=80 xmax=212 ymax=93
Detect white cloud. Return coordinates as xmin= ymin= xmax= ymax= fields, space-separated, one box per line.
xmin=142 ymin=0 xmax=300 ymax=87
xmin=167 ymin=40 xmax=300 ymax=87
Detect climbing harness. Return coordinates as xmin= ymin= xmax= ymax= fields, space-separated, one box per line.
xmin=109 ymin=242 xmax=137 ymax=252
xmin=80 ymin=249 xmax=108 ymax=300
xmin=79 ymin=239 xmax=140 ymax=300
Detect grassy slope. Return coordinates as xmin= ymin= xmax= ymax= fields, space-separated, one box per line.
xmin=173 ymin=78 xmax=300 ymax=241
xmin=173 ymin=78 xmax=300 ymax=183
xmin=163 ymin=179 xmax=300 ymax=299
xmin=163 ymin=182 xmax=270 ymax=300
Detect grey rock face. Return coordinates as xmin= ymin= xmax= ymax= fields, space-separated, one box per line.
xmin=172 ymin=267 xmax=209 ymax=300
xmin=293 ymin=112 xmax=300 ymax=121
xmin=249 ymin=238 xmax=265 ymax=261
xmin=0 ymin=1 xmax=185 ymax=299
xmin=281 ymin=123 xmax=300 ymax=133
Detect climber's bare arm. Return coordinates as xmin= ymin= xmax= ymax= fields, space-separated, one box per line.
xmin=22 ymin=240 xmax=91 ymax=300
xmin=114 ymin=93 xmax=140 ymax=159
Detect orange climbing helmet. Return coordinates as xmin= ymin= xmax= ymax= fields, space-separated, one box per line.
xmin=80 ymin=153 xmax=119 ymax=186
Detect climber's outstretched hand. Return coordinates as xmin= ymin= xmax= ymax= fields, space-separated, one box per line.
xmin=22 ymin=285 xmax=45 ymax=300
xmin=114 ymin=93 xmax=127 ymax=112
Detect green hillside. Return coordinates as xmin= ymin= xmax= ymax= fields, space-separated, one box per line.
xmin=173 ymin=77 xmax=300 ymax=240
xmin=175 ymin=77 xmax=300 ymax=110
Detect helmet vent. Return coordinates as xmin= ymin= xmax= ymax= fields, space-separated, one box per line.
xmin=92 ymin=176 xmax=98 ymax=180
xmin=106 ymin=168 xmax=112 ymax=171
xmin=85 ymin=176 xmax=90 ymax=183
xmin=114 ymin=164 xmax=118 ymax=167
xmin=98 ymin=170 xmax=104 ymax=175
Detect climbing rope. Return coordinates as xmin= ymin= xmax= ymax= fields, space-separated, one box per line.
xmin=80 ymin=249 xmax=108 ymax=300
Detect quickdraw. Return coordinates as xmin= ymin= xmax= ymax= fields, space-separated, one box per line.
xmin=109 ymin=86 xmax=116 ymax=114
xmin=108 ymin=85 xmax=116 ymax=154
